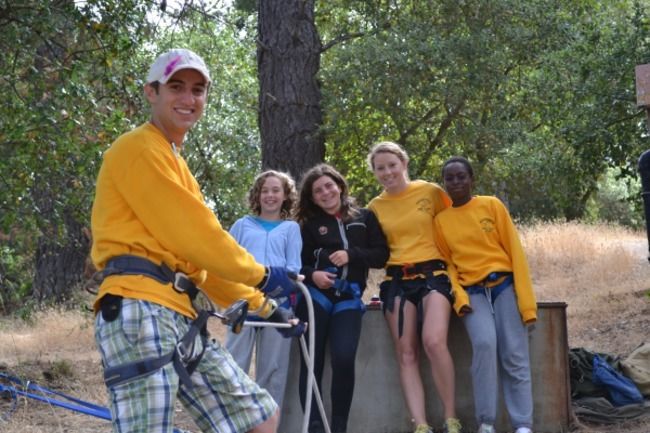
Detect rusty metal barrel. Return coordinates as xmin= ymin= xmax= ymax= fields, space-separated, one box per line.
xmin=639 ymin=149 xmax=650 ymax=262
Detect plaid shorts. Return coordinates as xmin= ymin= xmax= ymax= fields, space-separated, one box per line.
xmin=95 ymin=298 xmax=277 ymax=433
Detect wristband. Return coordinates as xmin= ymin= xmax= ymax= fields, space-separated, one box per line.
xmin=256 ymin=266 xmax=269 ymax=289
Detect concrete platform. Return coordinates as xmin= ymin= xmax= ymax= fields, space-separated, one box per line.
xmin=279 ymin=302 xmax=571 ymax=433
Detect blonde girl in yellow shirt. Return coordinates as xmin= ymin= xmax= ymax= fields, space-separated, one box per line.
xmin=367 ymin=142 xmax=461 ymax=433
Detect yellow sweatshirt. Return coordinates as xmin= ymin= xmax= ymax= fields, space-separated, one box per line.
xmin=91 ymin=122 xmax=270 ymax=318
xmin=368 ymin=180 xmax=451 ymax=266
xmin=433 ymin=195 xmax=537 ymax=323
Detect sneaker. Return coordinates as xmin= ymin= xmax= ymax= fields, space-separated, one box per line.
xmin=477 ymin=424 xmax=495 ymax=433
xmin=443 ymin=417 xmax=462 ymax=433
xmin=515 ymin=428 xmax=533 ymax=433
xmin=413 ymin=424 xmax=433 ymax=433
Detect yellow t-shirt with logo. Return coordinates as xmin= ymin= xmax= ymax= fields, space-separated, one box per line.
xmin=434 ymin=195 xmax=537 ymax=323
xmin=368 ymin=180 xmax=451 ymax=265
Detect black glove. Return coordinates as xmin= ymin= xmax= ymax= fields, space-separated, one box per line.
xmin=266 ymin=305 xmax=307 ymax=338
xmin=257 ymin=266 xmax=297 ymax=298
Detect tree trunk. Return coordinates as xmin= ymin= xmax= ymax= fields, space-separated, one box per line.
xmin=32 ymin=209 xmax=90 ymax=302
xmin=257 ymin=0 xmax=324 ymax=180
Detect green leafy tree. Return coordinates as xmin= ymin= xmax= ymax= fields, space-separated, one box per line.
xmin=0 ymin=0 xmax=151 ymax=306
xmin=319 ymin=0 xmax=649 ymax=220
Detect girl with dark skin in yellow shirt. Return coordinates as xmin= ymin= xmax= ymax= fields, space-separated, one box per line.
xmin=435 ymin=156 xmax=536 ymax=433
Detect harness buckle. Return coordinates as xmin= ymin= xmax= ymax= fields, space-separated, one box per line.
xmin=176 ymin=340 xmax=193 ymax=364
xmin=401 ymin=263 xmax=418 ymax=278
xmin=173 ymin=272 xmax=192 ymax=294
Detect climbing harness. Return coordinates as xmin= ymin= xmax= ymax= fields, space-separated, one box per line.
xmin=5 ymin=254 xmax=319 ymax=433
xmin=100 ymin=255 xmax=199 ymax=298
xmin=95 ymin=254 xmax=320 ymax=433
xmin=95 ymin=255 xmax=260 ymax=390
xmin=1 ymin=283 xmax=318 ymax=433
xmin=304 ymin=267 xmax=365 ymax=315
xmin=384 ymin=259 xmax=450 ymax=337
xmin=96 ymin=255 xmax=247 ymax=390
xmin=307 ymin=285 xmax=365 ymax=315
xmin=102 ymin=299 xmax=248 ymax=389
xmin=331 ymin=277 xmax=361 ymax=299
xmin=464 ymin=272 xmax=514 ymax=306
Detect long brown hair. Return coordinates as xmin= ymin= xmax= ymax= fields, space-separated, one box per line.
xmin=296 ymin=164 xmax=359 ymax=224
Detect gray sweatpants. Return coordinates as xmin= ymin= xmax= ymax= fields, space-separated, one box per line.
xmin=461 ymin=284 xmax=533 ymax=430
xmin=225 ymin=325 xmax=292 ymax=408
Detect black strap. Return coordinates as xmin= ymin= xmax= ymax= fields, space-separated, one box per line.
xmin=103 ymin=309 xmax=211 ymax=390
xmin=398 ymin=296 xmax=407 ymax=339
xmin=104 ymin=351 xmax=175 ymax=387
xmin=386 ymin=260 xmax=447 ymax=338
xmin=102 ymin=255 xmax=199 ymax=300
xmin=386 ymin=259 xmax=446 ymax=279
xmin=99 ymin=256 xmax=208 ymax=389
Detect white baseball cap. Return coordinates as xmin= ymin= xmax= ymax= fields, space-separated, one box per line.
xmin=146 ymin=48 xmax=211 ymax=85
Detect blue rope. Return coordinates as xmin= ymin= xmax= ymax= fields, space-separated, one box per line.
xmin=0 ymin=372 xmax=184 ymax=432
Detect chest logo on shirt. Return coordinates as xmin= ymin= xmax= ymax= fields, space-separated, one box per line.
xmin=416 ymin=198 xmax=432 ymax=214
xmin=318 ymin=225 xmax=328 ymax=236
xmin=480 ymin=218 xmax=495 ymax=233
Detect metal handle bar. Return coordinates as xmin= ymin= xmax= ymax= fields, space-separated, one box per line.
xmin=209 ymin=281 xmax=322 ymax=433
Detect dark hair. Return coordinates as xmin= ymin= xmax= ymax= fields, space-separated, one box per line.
xmin=296 ymin=163 xmax=359 ymax=224
xmin=442 ymin=156 xmax=474 ymax=179
xmin=148 ymin=81 xmax=160 ymax=93
xmin=247 ymin=170 xmax=297 ymax=219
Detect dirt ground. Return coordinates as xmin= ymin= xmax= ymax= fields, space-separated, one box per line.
xmin=1 ymin=305 xmax=648 ymax=433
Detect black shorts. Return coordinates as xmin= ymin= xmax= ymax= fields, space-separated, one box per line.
xmin=379 ymin=274 xmax=453 ymax=310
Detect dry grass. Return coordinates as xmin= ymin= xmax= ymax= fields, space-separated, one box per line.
xmin=0 ymin=221 xmax=648 ymax=433
xmin=520 ymin=221 xmax=650 ymax=356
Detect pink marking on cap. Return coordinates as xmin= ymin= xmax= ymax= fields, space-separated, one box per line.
xmin=164 ymin=56 xmax=182 ymax=77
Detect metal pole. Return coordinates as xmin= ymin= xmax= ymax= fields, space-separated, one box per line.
xmin=238 ymin=283 xmax=321 ymax=433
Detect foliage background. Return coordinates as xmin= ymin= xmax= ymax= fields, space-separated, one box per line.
xmin=0 ymin=0 xmax=649 ymax=311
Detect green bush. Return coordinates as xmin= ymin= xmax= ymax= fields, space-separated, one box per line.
xmin=0 ymin=244 xmax=33 ymax=314
xmin=586 ymin=168 xmax=643 ymax=229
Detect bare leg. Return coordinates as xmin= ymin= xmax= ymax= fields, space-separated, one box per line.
xmin=385 ymin=298 xmax=428 ymax=427
xmin=421 ymin=292 xmax=456 ymax=420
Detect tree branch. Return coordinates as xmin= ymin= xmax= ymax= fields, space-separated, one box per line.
xmin=414 ymin=99 xmax=465 ymax=176
xmin=321 ymin=31 xmax=366 ymax=53
xmin=321 ymin=22 xmax=391 ymax=53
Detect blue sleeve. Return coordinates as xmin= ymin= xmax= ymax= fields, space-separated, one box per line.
xmin=229 ymin=217 xmax=244 ymax=243
xmin=286 ymin=221 xmax=302 ymax=274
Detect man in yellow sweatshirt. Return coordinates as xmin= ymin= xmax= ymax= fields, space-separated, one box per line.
xmin=91 ymin=48 xmax=302 ymax=433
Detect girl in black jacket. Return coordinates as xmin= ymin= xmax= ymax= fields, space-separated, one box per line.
xmin=295 ymin=163 xmax=389 ymax=433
